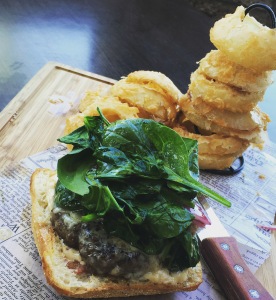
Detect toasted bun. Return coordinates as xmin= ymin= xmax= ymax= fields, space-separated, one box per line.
xmin=31 ymin=168 xmax=202 ymax=298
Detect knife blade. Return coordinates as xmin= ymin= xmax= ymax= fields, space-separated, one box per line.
xmin=197 ymin=198 xmax=273 ymax=300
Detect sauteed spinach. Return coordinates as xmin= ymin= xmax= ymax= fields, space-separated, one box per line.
xmin=55 ymin=112 xmax=230 ymax=272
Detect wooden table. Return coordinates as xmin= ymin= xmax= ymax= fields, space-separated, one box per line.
xmin=1 ymin=0 xmax=276 ymax=142
xmin=0 ymin=62 xmax=275 ymax=299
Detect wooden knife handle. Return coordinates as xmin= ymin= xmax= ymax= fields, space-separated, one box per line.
xmin=201 ymin=236 xmax=273 ymax=300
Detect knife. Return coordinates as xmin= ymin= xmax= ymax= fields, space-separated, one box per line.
xmin=197 ymin=198 xmax=274 ymax=300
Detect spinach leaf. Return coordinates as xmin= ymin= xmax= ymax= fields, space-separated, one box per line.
xmin=81 ymin=179 xmax=124 ymax=217
xmin=54 ymin=180 xmax=83 ymax=210
xmin=102 ymin=120 xmax=165 ymax=179
xmin=142 ymin=120 xmax=230 ymax=206
xmin=58 ymin=116 xmax=104 ymax=151
xmin=58 ymin=126 xmax=89 ymax=149
xmin=57 ymin=148 xmax=93 ymax=195
xmin=57 ymin=116 xmax=105 ymax=196
xmin=94 ymin=146 xmax=133 ymax=179
xmin=103 ymin=212 xmax=168 ymax=255
xmin=141 ymin=200 xmax=193 ymax=238
xmin=161 ymin=231 xmax=200 ymax=272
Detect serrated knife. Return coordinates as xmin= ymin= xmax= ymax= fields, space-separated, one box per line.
xmin=197 ymin=198 xmax=273 ymax=300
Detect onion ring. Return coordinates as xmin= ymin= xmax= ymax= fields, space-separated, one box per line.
xmin=180 ymin=93 xmax=268 ymax=131
xmin=179 ymin=93 xmax=269 ymax=143
xmin=80 ymin=94 xmax=140 ymax=120
xmin=174 ymin=126 xmax=249 ymax=156
xmin=111 ymin=75 xmax=179 ymax=124
xmin=189 ymin=69 xmax=264 ymax=112
xmin=184 ymin=110 xmax=265 ymax=143
xmin=210 ymin=6 xmax=276 ymax=72
xmin=125 ymin=70 xmax=182 ymax=103
xmin=198 ymin=50 xmax=273 ymax=93
xmin=65 ymin=95 xmax=140 ymax=136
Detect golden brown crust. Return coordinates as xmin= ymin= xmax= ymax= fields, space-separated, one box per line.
xmin=31 ymin=168 xmax=202 ymax=298
xmin=111 ymin=79 xmax=178 ymax=122
xmin=189 ymin=69 xmax=264 ymax=113
xmin=210 ymin=6 xmax=276 ymax=72
xmin=125 ymin=70 xmax=182 ymax=103
xmin=198 ymin=153 xmax=240 ymax=170
xmin=174 ymin=126 xmax=249 ymax=156
xmin=180 ymin=93 xmax=268 ymax=132
xmin=184 ymin=110 xmax=264 ymax=142
xmin=110 ymin=70 xmax=182 ymax=125
xmin=198 ymin=50 xmax=272 ymax=93
xmin=79 ymin=92 xmax=140 ymax=120
xmin=64 ymin=94 xmax=140 ymax=137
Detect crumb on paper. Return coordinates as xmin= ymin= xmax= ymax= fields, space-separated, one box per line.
xmin=258 ymin=174 xmax=266 ymax=180
xmin=0 ymin=227 xmax=13 ymax=241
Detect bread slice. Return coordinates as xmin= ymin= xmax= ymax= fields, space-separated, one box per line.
xmin=31 ymin=168 xmax=202 ymax=298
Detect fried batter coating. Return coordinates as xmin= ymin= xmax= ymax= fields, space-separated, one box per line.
xmin=198 ymin=50 xmax=273 ymax=93
xmin=174 ymin=126 xmax=249 ymax=156
xmin=64 ymin=93 xmax=140 ymax=136
xmin=179 ymin=93 xmax=269 ymax=143
xmin=184 ymin=110 xmax=266 ymax=143
xmin=79 ymin=90 xmax=105 ymax=112
xmin=111 ymin=71 xmax=181 ymax=125
xmin=81 ymin=93 xmax=140 ymax=121
xmin=210 ymin=6 xmax=276 ymax=72
xmin=180 ymin=93 xmax=268 ymax=131
xmin=198 ymin=153 xmax=243 ymax=170
xmin=65 ymin=113 xmax=86 ymax=136
xmin=177 ymin=6 xmax=275 ymax=169
xmin=126 ymin=70 xmax=182 ymax=102
xmin=189 ymin=70 xmax=264 ymax=112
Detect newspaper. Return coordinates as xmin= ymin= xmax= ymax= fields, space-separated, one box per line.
xmin=0 ymin=142 xmax=275 ymax=300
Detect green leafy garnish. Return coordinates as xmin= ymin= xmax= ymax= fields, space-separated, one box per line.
xmin=55 ymin=112 xmax=230 ymax=272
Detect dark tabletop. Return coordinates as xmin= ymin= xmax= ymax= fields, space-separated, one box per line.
xmin=0 ymin=0 xmax=275 ymax=142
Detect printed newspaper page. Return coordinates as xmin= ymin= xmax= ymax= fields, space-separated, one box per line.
xmin=201 ymin=141 xmax=276 ymax=253
xmin=0 ymin=143 xmax=275 ymax=300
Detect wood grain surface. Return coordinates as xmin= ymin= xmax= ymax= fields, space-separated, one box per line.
xmin=0 ymin=62 xmax=116 ymax=169
xmin=0 ymin=62 xmax=275 ymax=299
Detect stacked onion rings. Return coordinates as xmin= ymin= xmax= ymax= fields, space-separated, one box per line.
xmin=63 ymin=6 xmax=275 ymax=172
xmin=178 ymin=5 xmax=274 ymax=170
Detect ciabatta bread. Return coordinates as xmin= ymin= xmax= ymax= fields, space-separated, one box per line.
xmin=31 ymin=168 xmax=202 ymax=298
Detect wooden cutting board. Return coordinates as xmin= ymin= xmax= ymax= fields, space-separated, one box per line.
xmin=0 ymin=62 xmax=275 ymax=298
xmin=0 ymin=62 xmax=116 ymax=169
